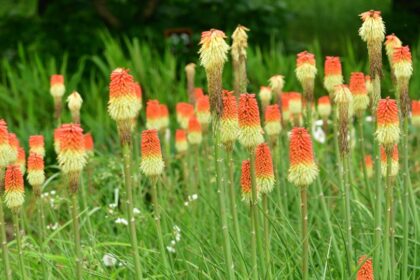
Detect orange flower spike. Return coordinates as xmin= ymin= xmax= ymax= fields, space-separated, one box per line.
xmin=238 ymin=94 xmax=263 ymax=149
xmin=50 ymin=74 xmax=65 ymax=100
xmin=196 ymin=95 xmax=211 ymax=129
xmin=0 ymin=120 xmax=10 ymax=167
xmin=317 ymin=96 xmax=331 ymax=119
xmin=8 ymin=133 xmax=19 ymax=164
xmin=146 ymin=100 xmax=162 ymax=130
xmin=324 ymin=56 xmax=343 ymax=97
xmin=54 ymin=127 xmax=63 ymax=154
xmin=187 ymin=116 xmax=202 ymax=145
xmin=376 ymin=98 xmax=400 ymax=150
xmin=194 ymin=88 xmax=204 ymax=100
xmin=175 ymin=129 xmax=188 ymax=154
xmin=384 ymin=34 xmax=402 ymax=61
xmin=220 ymin=90 xmax=239 ymax=147
xmin=349 ymin=72 xmax=370 ymax=116
xmin=29 ymin=135 xmax=45 ymax=158
xmin=356 ymin=256 xmax=374 ymax=280
xmin=176 ymin=102 xmax=194 ymax=129
xmin=159 ymin=104 xmax=170 ymax=130
xmin=133 ymin=82 xmax=143 ymax=111
xmin=240 ymin=160 xmax=255 ymax=203
xmin=380 ymin=145 xmax=399 ymax=177
xmin=288 ymin=127 xmax=319 ymax=187
xmin=359 ymin=10 xmax=385 ymax=43
xmin=392 ymin=46 xmax=413 ymax=80
xmin=296 ymin=51 xmax=317 ymax=82
xmin=264 ymin=104 xmax=281 ymax=138
xmin=17 ymin=147 xmax=25 ymax=174
xmin=288 ymin=92 xmax=303 ymax=115
xmin=4 ymin=164 xmax=25 ymax=210
xmin=281 ymin=93 xmax=291 ymax=122
xmin=255 ymin=143 xmax=275 ymax=193
xmin=108 ymin=68 xmax=139 ymax=122
xmin=27 ymin=152 xmax=45 ymax=191
xmin=140 ymin=129 xmax=164 ymax=177
xmin=365 ymin=155 xmax=373 ymax=178
xmin=411 ymin=100 xmax=420 ymax=127
xmin=84 ymin=133 xmax=94 ymax=157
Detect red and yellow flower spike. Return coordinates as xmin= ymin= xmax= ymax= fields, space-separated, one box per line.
xmin=187 ymin=116 xmax=202 ymax=145
xmin=356 ymin=256 xmax=374 ymax=280
xmin=84 ymin=133 xmax=94 ymax=157
xmin=140 ymin=129 xmax=164 ymax=177
xmin=133 ymin=82 xmax=143 ymax=111
xmin=288 ymin=127 xmax=319 ymax=187
xmin=220 ymin=90 xmax=239 ymax=148
xmin=57 ymin=124 xmax=87 ymax=192
xmin=159 ymin=104 xmax=169 ymax=131
xmin=264 ymin=104 xmax=281 ymax=139
xmin=196 ymin=95 xmax=211 ymax=131
xmin=108 ymin=68 xmax=139 ymax=132
xmin=385 ymin=34 xmax=402 ymax=63
xmin=317 ymin=96 xmax=331 ymax=119
xmin=50 ymin=74 xmax=65 ymax=99
xmin=176 ymin=102 xmax=194 ymax=129
xmin=376 ymin=97 xmax=400 ymax=151
xmin=296 ymin=51 xmax=317 ymax=82
xmin=175 ymin=129 xmax=188 ymax=154
xmin=0 ymin=120 xmax=11 ymax=167
xmin=259 ymin=86 xmax=272 ymax=109
xmin=27 ymin=152 xmax=45 ymax=195
xmin=240 ymin=160 xmax=255 ymax=203
xmin=146 ymin=100 xmax=162 ymax=130
xmin=281 ymin=93 xmax=291 ymax=123
xmin=17 ymin=147 xmax=25 ymax=174
xmin=8 ymin=133 xmax=19 ymax=164
xmin=380 ymin=145 xmax=399 ymax=177
xmin=288 ymin=92 xmax=303 ymax=116
xmin=324 ymin=56 xmax=343 ymax=97
xmin=238 ymin=94 xmax=264 ymax=149
xmin=392 ymin=46 xmax=413 ymax=80
xmin=359 ymin=10 xmax=385 ymax=43
xmin=364 ymin=155 xmax=373 ymax=178
xmin=411 ymin=100 xmax=420 ymax=127
xmin=4 ymin=164 xmax=25 ymax=210
xmin=349 ymin=72 xmax=369 ymax=116
xmin=53 ymin=127 xmax=63 ymax=154
xmin=29 ymin=135 xmax=45 ymax=158
xmin=255 ymin=143 xmax=275 ymax=193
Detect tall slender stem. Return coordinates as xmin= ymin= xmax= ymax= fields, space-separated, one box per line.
xmin=226 ymin=149 xmax=247 ymax=276
xmin=0 ymin=170 xmax=12 ymax=280
xmin=262 ymin=193 xmax=272 ymax=279
xmin=214 ymin=128 xmax=235 ymax=279
xmin=36 ymin=196 xmax=49 ymax=279
xmin=373 ymin=140 xmax=382 ymax=276
xmin=12 ymin=211 xmax=27 ymax=280
xmin=150 ymin=177 xmax=171 ymax=273
xmin=401 ymin=117 xmax=410 ymax=280
xmin=249 ymin=202 xmax=258 ymax=280
xmin=342 ymin=155 xmax=353 ymax=274
xmin=357 ymin=119 xmax=372 ymax=205
xmin=382 ymin=152 xmax=393 ymax=279
xmin=122 ymin=143 xmax=143 ymax=279
xmin=70 ymin=193 xmax=82 ymax=280
xmin=300 ymin=186 xmax=309 ymax=280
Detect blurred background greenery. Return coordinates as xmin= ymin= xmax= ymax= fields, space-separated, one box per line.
xmin=0 ymin=0 xmax=419 ymax=151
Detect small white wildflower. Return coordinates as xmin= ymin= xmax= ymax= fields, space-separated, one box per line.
xmin=365 ymin=116 xmax=373 ymax=122
xmin=109 ymin=203 xmax=117 ymax=209
xmin=102 ymin=253 xmax=117 ymax=267
xmin=47 ymin=223 xmax=59 ymax=230
xmin=50 ymin=190 xmax=56 ymax=195
xmin=166 ymin=246 xmax=176 ymax=253
xmin=115 ymin=218 xmax=128 ymax=226
xmin=313 ymin=126 xmax=326 ymax=144
xmin=314 ymin=119 xmax=324 ymax=126
xmin=173 ymin=225 xmax=181 ymax=232
xmin=133 ymin=208 xmax=141 ymax=215
xmin=184 ymin=201 xmax=189 ymax=206
xmin=191 ymin=194 xmax=198 ymax=201
xmin=171 ymin=240 xmax=176 ymax=246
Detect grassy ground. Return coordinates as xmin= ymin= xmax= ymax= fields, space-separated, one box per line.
xmin=0 ymin=30 xmax=419 ymax=279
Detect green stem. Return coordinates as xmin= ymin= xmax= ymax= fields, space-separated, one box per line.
xmin=357 ymin=119 xmax=372 ymax=206
xmin=401 ymin=117 xmax=409 ymax=280
xmin=36 ymin=196 xmax=49 ymax=279
xmin=0 ymin=189 xmax=12 ymax=280
xmin=249 ymin=202 xmax=258 ymax=280
xmin=262 ymin=194 xmax=272 ymax=279
xmin=150 ymin=177 xmax=171 ymax=273
xmin=373 ymin=140 xmax=382 ymax=277
xmin=12 ymin=211 xmax=27 ymax=280
xmin=342 ymin=155 xmax=353 ymax=274
xmin=122 ymin=143 xmax=143 ymax=279
xmin=226 ymin=149 xmax=247 ymax=276
xmin=70 ymin=194 xmax=82 ymax=280
xmin=300 ymin=186 xmax=309 ymax=280
xmin=214 ymin=128 xmax=235 ymax=279
xmin=382 ymin=152 xmax=393 ymax=279
xmin=80 ymin=175 xmax=95 ymax=244
xmin=332 ymin=106 xmax=340 ymax=166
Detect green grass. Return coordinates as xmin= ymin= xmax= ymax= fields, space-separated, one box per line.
xmin=0 ymin=30 xmax=419 ymax=279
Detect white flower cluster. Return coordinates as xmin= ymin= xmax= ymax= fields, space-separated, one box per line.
xmin=166 ymin=225 xmax=181 ymax=254
xmin=184 ymin=194 xmax=198 ymax=206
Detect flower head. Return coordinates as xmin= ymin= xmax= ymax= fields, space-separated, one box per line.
xmin=29 ymin=135 xmax=45 ymax=158
xmin=269 ymin=75 xmax=284 ymax=93
xmin=0 ymin=120 xmax=11 ymax=167
xmin=259 ymin=86 xmax=272 ymax=107
xmin=140 ymin=129 xmax=164 ymax=177
xmin=187 ymin=116 xmax=202 ymax=145
xmin=376 ymin=97 xmax=400 ymax=150
xmin=67 ymin=91 xmax=83 ymax=113
xmin=385 ymin=34 xmax=402 ymax=61
xmin=27 ymin=152 xmax=45 ymax=189
xmin=4 ymin=164 xmax=25 ymax=210
xmin=288 ymin=128 xmax=318 ymax=187
xmin=199 ymin=29 xmax=230 ymax=70
xmin=231 ymin=25 xmax=249 ymax=61
xmin=349 ymin=72 xmax=369 ymax=116
xmin=365 ymin=155 xmax=373 ymax=178
xmin=359 ymin=10 xmax=385 ymax=43
xmin=281 ymin=94 xmax=291 ymax=122
xmin=317 ymin=96 xmax=331 ymax=119
xmin=108 ymin=68 xmax=139 ymax=122
xmin=288 ymin=92 xmax=302 ymax=115
xmin=324 ymin=56 xmax=343 ymax=96
xmin=196 ymin=95 xmax=211 ymax=130
xmin=296 ymin=51 xmax=317 ymax=82
xmin=133 ymin=82 xmax=143 ymax=111
xmin=380 ymin=145 xmax=399 ymax=177
xmin=17 ymin=147 xmax=25 ymax=174
xmin=392 ymin=46 xmax=413 ymax=80
xmin=357 ymin=256 xmax=374 ymax=280
xmin=220 ymin=90 xmax=239 ymax=147
xmin=8 ymin=133 xmax=19 ymax=164
xmin=159 ymin=104 xmax=169 ymax=130
xmin=238 ymin=94 xmax=263 ymax=149
xmin=194 ymin=88 xmax=204 ymax=100
xmin=146 ymin=100 xmax=162 ymax=130
xmin=175 ymin=129 xmax=188 ymax=154
xmin=255 ymin=143 xmax=275 ymax=193
xmin=176 ymin=102 xmax=194 ymax=129
xmin=264 ymin=104 xmax=281 ymax=138
xmin=411 ymin=100 xmax=420 ymax=127
xmin=240 ymin=160 xmax=255 ymax=203
xmin=50 ymin=74 xmax=65 ymax=99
